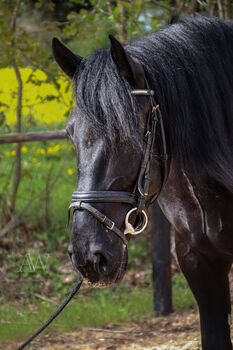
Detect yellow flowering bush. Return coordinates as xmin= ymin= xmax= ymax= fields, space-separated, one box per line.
xmin=0 ymin=68 xmax=76 ymax=233
xmin=0 ymin=68 xmax=73 ymax=126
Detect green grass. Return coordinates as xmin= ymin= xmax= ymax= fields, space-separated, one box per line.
xmin=173 ymin=273 xmax=196 ymax=309
xmin=0 ymin=274 xmax=196 ymax=343
xmin=0 ymin=285 xmax=152 ymax=342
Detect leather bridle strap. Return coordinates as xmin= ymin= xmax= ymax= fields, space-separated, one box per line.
xmin=69 ymin=201 xmax=128 ymax=246
xmin=135 ymin=104 xmax=158 ymax=211
xmin=149 ymin=105 xmax=169 ymax=203
xmin=132 ymin=79 xmax=169 ymax=206
xmin=71 ymin=191 xmax=135 ymax=204
xmin=69 ymin=191 xmax=136 ymax=246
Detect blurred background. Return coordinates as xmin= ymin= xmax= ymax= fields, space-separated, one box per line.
xmin=0 ymin=1 xmax=232 ymax=349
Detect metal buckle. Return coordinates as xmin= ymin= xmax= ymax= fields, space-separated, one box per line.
xmin=102 ymin=216 xmax=115 ymax=232
xmin=124 ymin=207 xmax=148 ymax=235
xmin=106 ymin=221 xmax=115 ymax=230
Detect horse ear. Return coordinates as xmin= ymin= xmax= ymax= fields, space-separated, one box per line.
xmin=52 ymin=38 xmax=83 ymax=78
xmin=109 ymin=34 xmax=145 ymax=87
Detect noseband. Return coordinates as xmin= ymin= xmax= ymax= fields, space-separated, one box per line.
xmin=68 ymin=82 xmax=169 ymax=246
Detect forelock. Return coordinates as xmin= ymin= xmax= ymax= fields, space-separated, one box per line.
xmin=73 ymin=49 xmax=143 ymax=150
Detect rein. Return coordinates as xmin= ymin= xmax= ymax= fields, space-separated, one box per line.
xmin=69 ymin=82 xmax=169 ymax=243
xmin=17 ymin=277 xmax=83 ymax=350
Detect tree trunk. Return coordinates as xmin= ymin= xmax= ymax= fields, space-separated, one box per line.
xmin=8 ymin=0 xmax=23 ymax=216
xmin=8 ymin=62 xmax=23 ymax=215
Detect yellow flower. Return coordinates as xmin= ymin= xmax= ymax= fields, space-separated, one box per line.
xmin=47 ymin=145 xmax=61 ymax=154
xmin=36 ymin=148 xmax=46 ymax=155
xmin=67 ymin=168 xmax=75 ymax=176
xmin=21 ymin=146 xmax=28 ymax=153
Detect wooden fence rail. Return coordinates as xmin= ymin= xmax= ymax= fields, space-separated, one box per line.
xmin=0 ymin=130 xmax=67 ymax=144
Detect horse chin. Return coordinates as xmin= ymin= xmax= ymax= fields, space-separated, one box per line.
xmin=88 ymin=267 xmax=127 ymax=286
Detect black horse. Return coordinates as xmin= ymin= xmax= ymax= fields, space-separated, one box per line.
xmin=53 ymin=16 xmax=233 ymax=350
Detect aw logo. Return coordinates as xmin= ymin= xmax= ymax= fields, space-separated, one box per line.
xmin=18 ymin=253 xmax=49 ymax=272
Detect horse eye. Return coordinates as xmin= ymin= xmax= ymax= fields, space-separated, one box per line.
xmin=85 ymin=139 xmax=93 ymax=148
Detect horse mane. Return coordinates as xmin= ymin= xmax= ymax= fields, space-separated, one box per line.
xmin=74 ymin=16 xmax=233 ymax=192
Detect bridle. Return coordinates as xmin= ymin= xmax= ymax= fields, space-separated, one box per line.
xmin=68 ymin=81 xmax=169 ymax=246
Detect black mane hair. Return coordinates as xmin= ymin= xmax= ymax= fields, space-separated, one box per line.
xmin=74 ymin=16 xmax=233 ymax=192
xmin=74 ymin=49 xmax=142 ymax=148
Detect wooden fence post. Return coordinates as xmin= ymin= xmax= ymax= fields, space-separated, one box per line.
xmin=151 ymin=202 xmax=172 ymax=315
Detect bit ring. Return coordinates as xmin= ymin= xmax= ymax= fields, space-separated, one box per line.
xmin=124 ymin=207 xmax=148 ymax=235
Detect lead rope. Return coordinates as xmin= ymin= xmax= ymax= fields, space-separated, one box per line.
xmin=16 ymin=276 xmax=83 ymax=350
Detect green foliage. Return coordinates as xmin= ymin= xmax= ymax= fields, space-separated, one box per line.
xmin=0 ymin=1 xmax=56 ymax=70
xmin=128 ymin=239 xmax=149 ymax=268
xmin=173 ymin=274 xmax=196 ymax=309
xmin=63 ymin=0 xmax=161 ymax=57
xmin=0 ymin=140 xmax=76 ymax=234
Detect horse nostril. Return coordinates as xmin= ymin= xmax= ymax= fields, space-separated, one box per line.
xmin=99 ymin=254 xmax=108 ymax=274
xmin=94 ymin=253 xmax=108 ymax=275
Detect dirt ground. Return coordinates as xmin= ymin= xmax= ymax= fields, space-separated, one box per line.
xmin=6 ymin=309 xmax=201 ymax=350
